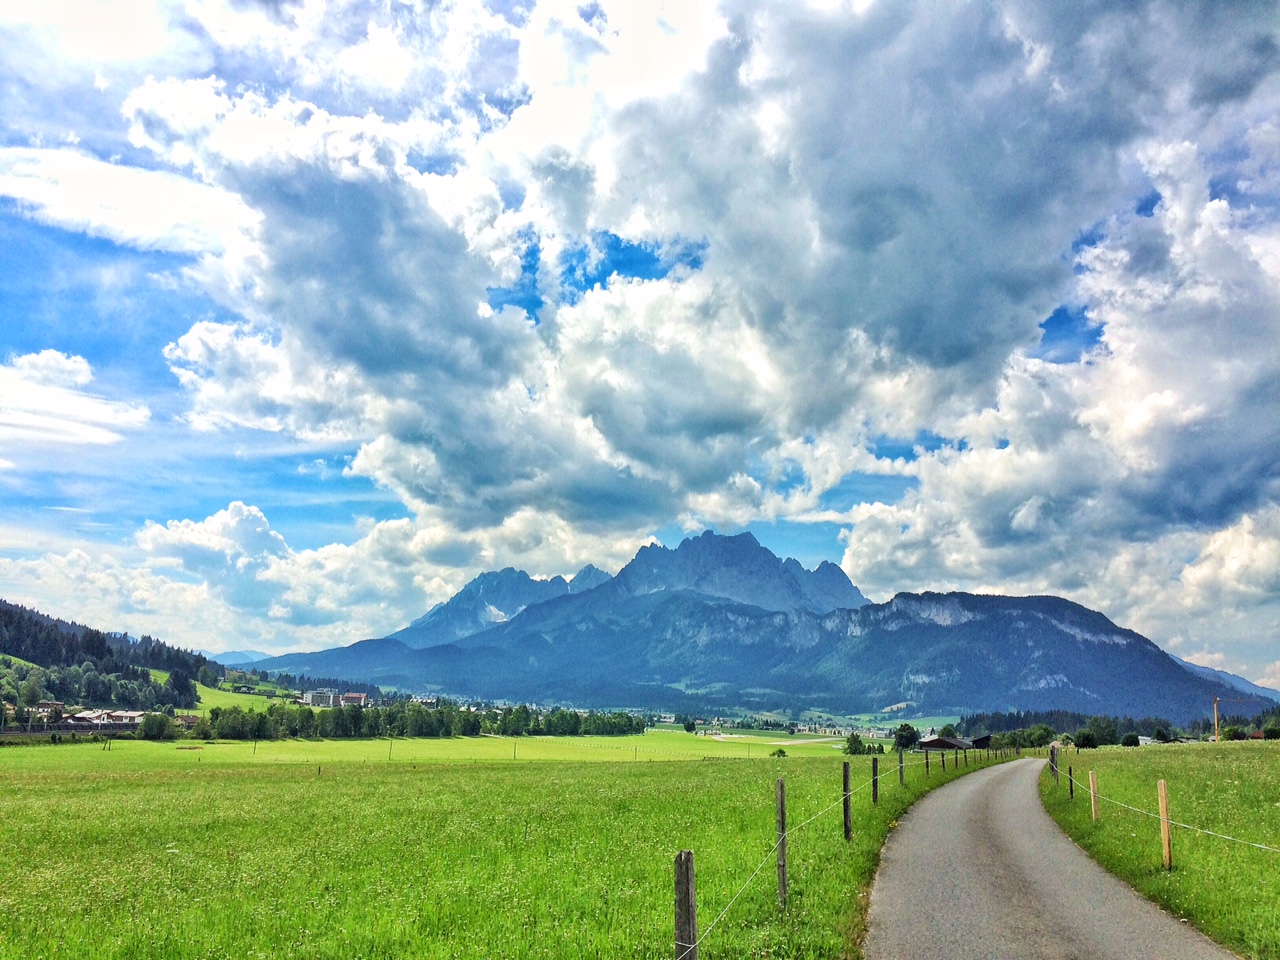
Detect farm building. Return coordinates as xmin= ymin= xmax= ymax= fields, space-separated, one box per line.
xmin=917 ymin=734 xmax=975 ymax=752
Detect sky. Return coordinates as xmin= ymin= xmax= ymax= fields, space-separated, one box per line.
xmin=1 ymin=0 xmax=1278 ymax=687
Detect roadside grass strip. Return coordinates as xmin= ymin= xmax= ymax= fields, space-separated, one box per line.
xmin=0 ymin=736 xmax=1009 ymax=959
xmin=1040 ymin=741 xmax=1280 ymax=960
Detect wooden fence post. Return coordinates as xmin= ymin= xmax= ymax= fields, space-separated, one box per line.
xmin=872 ymin=756 xmax=879 ymax=805
xmin=964 ymin=749 xmax=968 ymax=767
xmin=899 ymin=747 xmax=905 ymax=786
xmin=1158 ymin=780 xmax=1172 ymax=871
xmin=941 ymin=751 xmax=946 ymax=772
xmin=776 ymin=778 xmax=788 ymax=908
xmin=843 ymin=762 xmax=852 ymax=841
xmin=1068 ymin=766 xmax=1074 ymax=800
xmin=1089 ymin=771 xmax=1099 ymax=822
xmin=675 ymin=850 xmax=697 ymax=960
xmin=925 ymin=751 xmax=930 ymax=777
xmin=1049 ymin=744 xmax=1058 ymax=784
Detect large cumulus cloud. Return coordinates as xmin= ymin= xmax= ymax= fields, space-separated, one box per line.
xmin=1 ymin=0 xmax=1279 ymax=673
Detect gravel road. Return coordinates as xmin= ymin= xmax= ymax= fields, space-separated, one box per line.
xmin=862 ymin=758 xmax=1239 ymax=960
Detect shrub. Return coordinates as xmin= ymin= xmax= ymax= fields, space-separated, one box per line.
xmin=1120 ymin=733 xmax=1140 ymax=747
xmin=683 ymin=721 xmax=696 ymax=733
xmin=1221 ymin=726 xmax=1247 ymax=742
xmin=138 ymin=713 xmax=176 ymax=741
xmin=770 ymin=748 xmax=787 ymax=758
xmin=1264 ymin=725 xmax=1280 ymax=741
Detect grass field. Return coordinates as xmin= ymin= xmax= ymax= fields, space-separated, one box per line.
xmin=1 ymin=732 xmax=1006 ymax=959
xmin=1041 ymin=741 xmax=1280 ymax=960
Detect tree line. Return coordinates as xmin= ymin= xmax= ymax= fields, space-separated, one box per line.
xmin=0 ymin=600 xmax=213 ymax=678
xmin=958 ymin=710 xmax=1177 ymax=745
xmin=957 ymin=707 xmax=1280 ymax=747
xmin=134 ymin=700 xmax=647 ymax=741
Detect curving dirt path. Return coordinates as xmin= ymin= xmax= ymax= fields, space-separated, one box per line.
xmin=863 ymin=758 xmax=1239 ymax=960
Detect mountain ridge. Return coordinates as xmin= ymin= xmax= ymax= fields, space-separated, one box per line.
xmin=386 ymin=532 xmax=867 ymax=649
xmin=252 ymin=533 xmax=1273 ymax=725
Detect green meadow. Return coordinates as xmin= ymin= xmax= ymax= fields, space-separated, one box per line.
xmin=1041 ymin=741 xmax=1280 ymax=960
xmin=1 ymin=732 xmax=1004 ymax=959
xmin=147 ymin=667 xmax=296 ymax=713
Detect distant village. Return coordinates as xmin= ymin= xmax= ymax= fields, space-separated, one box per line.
xmin=1 ymin=684 xmax=390 ymax=736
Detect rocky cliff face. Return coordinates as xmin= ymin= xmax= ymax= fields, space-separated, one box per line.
xmin=612 ymin=531 xmax=867 ymax=613
xmin=388 ymin=567 xmax=573 ymax=648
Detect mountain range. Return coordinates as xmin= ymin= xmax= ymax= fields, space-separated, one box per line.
xmin=255 ymin=531 xmax=1276 ymax=724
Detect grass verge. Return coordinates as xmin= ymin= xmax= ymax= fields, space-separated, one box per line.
xmin=1040 ymin=741 xmax=1280 ymax=960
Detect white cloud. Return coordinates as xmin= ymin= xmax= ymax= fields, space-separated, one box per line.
xmin=163 ymin=320 xmax=382 ymax=440
xmin=0 ymin=0 xmax=176 ymax=64
xmin=0 ymin=500 xmax=656 ymax=654
xmin=0 ymin=147 xmax=262 ymax=308
xmin=838 ymin=130 xmax=1280 ymax=673
xmin=8 ymin=349 xmax=92 ymax=388
xmin=1257 ymin=662 xmax=1280 ymax=694
xmin=0 ymin=351 xmax=149 ymax=446
xmin=0 ymin=147 xmax=260 ymax=256
xmin=1182 ymin=651 xmax=1228 ymax=670
xmin=337 ymin=21 xmax=415 ymax=92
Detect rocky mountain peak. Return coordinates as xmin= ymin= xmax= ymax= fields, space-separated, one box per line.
xmin=614 ymin=530 xmax=867 ymax=614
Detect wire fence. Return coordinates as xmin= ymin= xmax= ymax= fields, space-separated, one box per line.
xmin=675 ymin=770 xmax=880 ymax=960
xmin=1064 ymin=769 xmax=1280 ymax=855
xmin=676 ymin=748 xmax=1014 ymax=959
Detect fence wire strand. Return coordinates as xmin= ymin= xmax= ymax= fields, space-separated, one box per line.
xmin=1064 ymin=770 xmax=1280 ymax=855
xmin=678 ymin=750 xmax=1010 ymax=958
xmin=676 ymin=771 xmax=883 ymax=960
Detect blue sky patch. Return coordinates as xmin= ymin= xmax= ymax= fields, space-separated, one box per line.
xmin=0 ymin=436 xmax=409 ymax=556
xmin=1034 ymin=304 xmax=1103 ymax=363
xmin=1071 ymin=222 xmax=1106 ymax=253
xmin=1135 ymin=189 xmax=1162 ymax=217
xmin=817 ymin=472 xmax=918 ymax=512
xmin=869 ymin=431 xmax=948 ymax=462
xmin=404 ymin=150 xmax=460 ymax=176
xmin=560 ymin=231 xmax=706 ymax=302
xmin=0 ymin=209 xmax=233 ymax=410
xmin=486 ymin=231 xmax=544 ymax=318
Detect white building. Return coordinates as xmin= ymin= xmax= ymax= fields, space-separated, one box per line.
xmin=303 ymin=688 xmax=340 ymax=708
